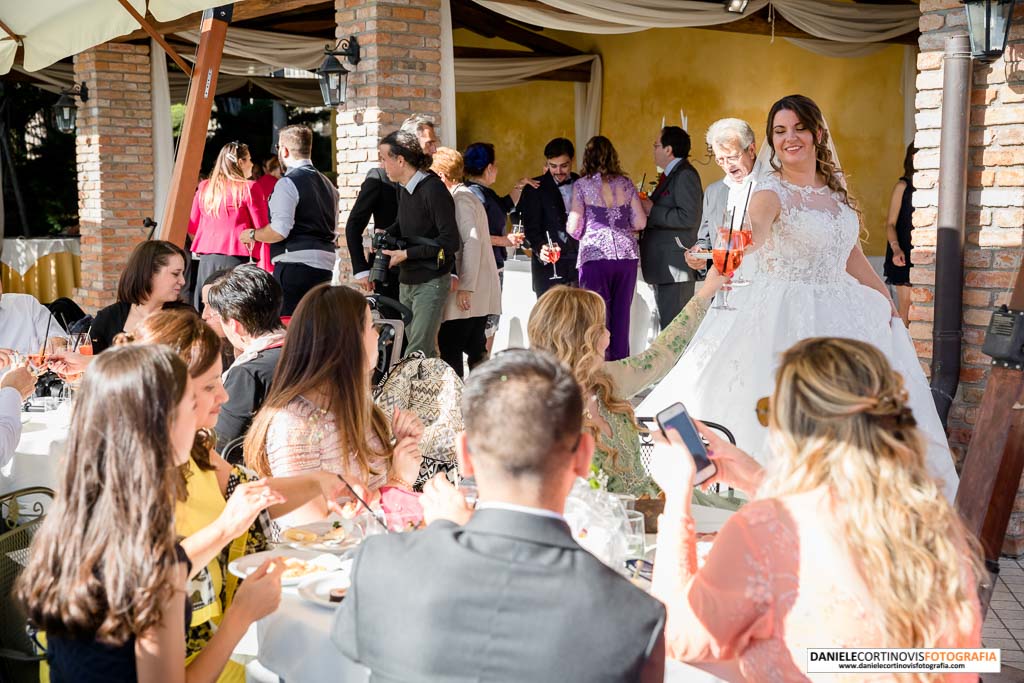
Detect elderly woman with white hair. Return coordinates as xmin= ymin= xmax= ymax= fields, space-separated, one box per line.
xmin=685 ymin=118 xmax=759 ymax=273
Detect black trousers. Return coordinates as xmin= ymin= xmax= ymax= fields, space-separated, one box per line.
xmin=438 ymin=316 xmax=488 ymax=378
xmin=653 ymin=281 xmax=695 ymax=331
xmin=274 ymin=262 xmax=332 ymax=316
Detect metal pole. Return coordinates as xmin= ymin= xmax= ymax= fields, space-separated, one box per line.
xmin=930 ymin=33 xmax=973 ymax=425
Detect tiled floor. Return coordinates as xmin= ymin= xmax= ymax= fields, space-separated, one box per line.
xmin=984 ymin=559 xmax=1024 ymax=668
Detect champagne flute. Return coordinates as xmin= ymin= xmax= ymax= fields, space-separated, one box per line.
xmin=545 ymin=231 xmax=562 ymax=281
xmin=510 ymin=220 xmax=525 ymax=256
xmin=711 ymin=227 xmax=745 ymax=311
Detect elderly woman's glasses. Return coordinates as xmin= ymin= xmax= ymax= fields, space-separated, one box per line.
xmin=755 ymin=396 xmax=770 ymax=427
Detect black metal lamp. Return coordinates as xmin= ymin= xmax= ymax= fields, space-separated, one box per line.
xmin=52 ymin=82 xmax=88 ymax=134
xmin=317 ymin=36 xmax=361 ymax=107
xmin=963 ymin=0 xmax=1017 ymax=62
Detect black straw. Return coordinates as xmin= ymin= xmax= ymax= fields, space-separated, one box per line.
xmin=721 ymin=207 xmax=737 ymax=276
xmin=336 ymin=474 xmax=390 ymax=534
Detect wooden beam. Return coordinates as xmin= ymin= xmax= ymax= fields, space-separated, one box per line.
xmin=524 ymin=66 xmax=590 ymax=83
xmin=118 ymin=0 xmax=328 ymax=43
xmin=116 ymin=0 xmax=192 ymax=77
xmin=0 ymin=19 xmax=20 ymax=43
xmin=453 ymin=47 xmax=537 ymax=59
xmin=451 ymin=0 xmax=581 ymax=56
xmin=956 ymin=255 xmax=1024 ymax=617
xmin=159 ymin=6 xmax=232 ymax=245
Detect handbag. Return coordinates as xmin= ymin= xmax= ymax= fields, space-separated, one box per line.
xmin=373 ymin=352 xmax=464 ymax=489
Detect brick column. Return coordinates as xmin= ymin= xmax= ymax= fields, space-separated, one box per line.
xmin=73 ymin=43 xmax=154 ymax=311
xmin=913 ymin=2 xmax=1024 ymax=552
xmin=332 ymin=0 xmax=443 ymax=282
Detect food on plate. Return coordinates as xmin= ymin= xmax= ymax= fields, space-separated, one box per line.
xmin=340 ymin=500 xmax=361 ymax=519
xmin=280 ymin=557 xmax=329 ymax=580
xmin=322 ymin=522 xmax=347 ymax=542
xmin=329 ymin=587 xmax=348 ymax=603
xmin=281 ymin=528 xmax=319 ymax=543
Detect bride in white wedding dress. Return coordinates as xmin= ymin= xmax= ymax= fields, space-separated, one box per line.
xmin=639 ymin=95 xmax=959 ymax=502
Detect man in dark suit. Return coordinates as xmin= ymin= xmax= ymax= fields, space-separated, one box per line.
xmin=344 ymin=165 xmax=400 ymax=300
xmin=331 ymin=349 xmax=666 ymax=683
xmin=517 ymin=137 xmax=580 ymax=297
xmin=640 ymin=126 xmax=703 ymax=331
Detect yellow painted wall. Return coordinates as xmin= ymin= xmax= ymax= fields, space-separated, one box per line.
xmin=454 ymin=27 xmax=909 ymax=255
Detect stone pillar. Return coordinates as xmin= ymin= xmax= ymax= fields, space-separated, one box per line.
xmin=73 ymin=43 xmax=154 ymax=311
xmin=913 ymin=2 xmax=1024 ymax=552
xmin=332 ymin=0 xmax=443 ymax=282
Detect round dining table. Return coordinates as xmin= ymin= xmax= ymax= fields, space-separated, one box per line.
xmin=2 ymin=401 xmax=69 ymax=497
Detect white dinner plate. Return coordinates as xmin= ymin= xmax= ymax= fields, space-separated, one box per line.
xmin=227 ymin=548 xmax=346 ymax=586
xmin=280 ymin=519 xmax=364 ymax=554
xmin=297 ymin=568 xmax=353 ymax=609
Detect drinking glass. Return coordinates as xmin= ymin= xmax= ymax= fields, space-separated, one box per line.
xmin=509 ymin=220 xmax=525 ymax=256
xmin=613 ymin=493 xmax=636 ymax=512
xmin=625 ymin=510 xmax=646 ymax=559
xmin=545 ymin=231 xmax=562 ymax=281
xmin=711 ymin=227 xmax=745 ymax=311
xmin=730 ymin=213 xmax=754 ymax=288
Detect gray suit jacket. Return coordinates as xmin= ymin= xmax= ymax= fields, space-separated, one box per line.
xmin=331 ymin=508 xmax=666 ymax=683
xmin=640 ymin=160 xmax=703 ymax=285
xmin=696 ymin=179 xmax=729 ymax=251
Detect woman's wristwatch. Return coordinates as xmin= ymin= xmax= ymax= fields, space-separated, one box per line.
xmin=249 ymin=228 xmax=257 ymax=242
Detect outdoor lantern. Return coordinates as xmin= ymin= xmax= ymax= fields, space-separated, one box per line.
xmin=724 ymin=0 xmax=750 ymax=13
xmin=317 ymin=36 xmax=361 ymax=108
xmin=52 ymin=82 xmax=88 ymax=134
xmin=963 ymin=0 xmax=1018 ymax=62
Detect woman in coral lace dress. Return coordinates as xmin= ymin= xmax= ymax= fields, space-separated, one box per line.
xmin=649 ymin=337 xmax=983 ymax=682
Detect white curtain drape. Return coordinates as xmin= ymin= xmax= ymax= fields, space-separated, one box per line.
xmin=783 ymin=38 xmax=886 ymax=59
xmin=175 ymin=26 xmax=325 ymax=71
xmin=902 ymin=45 xmax=918 ymax=147
xmin=473 ymin=0 xmax=918 ymax=44
xmin=151 ymin=39 xmax=174 ymax=224
xmin=440 ymin=0 xmax=458 ymax=147
xmin=574 ymin=56 xmax=602 ymax=161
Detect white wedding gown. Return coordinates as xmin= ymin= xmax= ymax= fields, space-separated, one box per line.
xmin=639 ymin=173 xmax=959 ymax=502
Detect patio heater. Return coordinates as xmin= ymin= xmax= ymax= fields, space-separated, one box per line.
xmin=51 ymin=83 xmax=88 ymax=134
xmin=317 ymin=36 xmax=361 ymax=108
xmin=962 ymin=0 xmax=1017 ymax=62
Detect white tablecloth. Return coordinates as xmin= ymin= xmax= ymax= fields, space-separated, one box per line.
xmin=1 ymin=238 xmax=80 ymax=277
xmin=1 ymin=403 xmax=69 ymax=498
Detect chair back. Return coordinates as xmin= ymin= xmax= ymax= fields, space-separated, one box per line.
xmin=0 ymin=518 xmax=46 ymax=682
xmin=1 ymin=488 xmax=55 ymax=535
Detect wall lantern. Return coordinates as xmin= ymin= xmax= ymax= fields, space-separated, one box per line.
xmin=52 ymin=82 xmax=89 ymax=134
xmin=317 ymin=36 xmax=361 ymax=107
xmin=963 ymin=0 xmax=1017 ymax=62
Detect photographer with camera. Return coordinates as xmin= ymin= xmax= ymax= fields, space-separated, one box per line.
xmin=377 ymin=130 xmax=460 ymax=358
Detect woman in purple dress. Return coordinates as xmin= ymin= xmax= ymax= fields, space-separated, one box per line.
xmin=565 ymin=136 xmax=646 ymax=360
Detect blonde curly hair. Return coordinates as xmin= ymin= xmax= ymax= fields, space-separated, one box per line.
xmin=527 ymin=286 xmax=637 ymax=463
xmin=760 ymin=337 xmax=984 ymax=660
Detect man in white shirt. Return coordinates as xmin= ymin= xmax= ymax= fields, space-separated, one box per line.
xmin=0 ymin=283 xmax=64 ymax=366
xmin=686 ymin=118 xmax=759 ymax=273
xmin=332 ymin=350 xmax=666 ymax=682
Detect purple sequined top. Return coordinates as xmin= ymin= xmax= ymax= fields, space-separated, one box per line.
xmin=568 ymin=174 xmax=644 ymax=266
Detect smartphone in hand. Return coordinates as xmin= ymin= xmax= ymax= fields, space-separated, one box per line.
xmin=655 ymin=402 xmax=717 ymax=485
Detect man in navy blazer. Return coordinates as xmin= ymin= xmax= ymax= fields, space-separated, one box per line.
xmin=517 ymin=137 xmax=581 ymax=297
xmin=332 ymin=350 xmax=666 ymax=683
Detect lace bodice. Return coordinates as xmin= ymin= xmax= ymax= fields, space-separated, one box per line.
xmin=756 ymin=174 xmax=858 ymax=285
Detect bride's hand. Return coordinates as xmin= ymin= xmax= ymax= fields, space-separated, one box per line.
xmin=696 ymin=266 xmax=729 ymax=301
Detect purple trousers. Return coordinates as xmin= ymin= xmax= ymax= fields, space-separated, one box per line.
xmin=579 ymin=258 xmax=638 ymax=361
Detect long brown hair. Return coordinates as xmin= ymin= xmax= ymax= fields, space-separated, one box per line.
xmin=527 ymin=286 xmax=636 ymax=463
xmin=760 ymin=338 xmax=984 ymax=658
xmin=244 ymin=284 xmax=391 ymax=479
xmin=18 ymin=345 xmax=190 ymax=645
xmin=116 ymin=308 xmax=222 ymax=489
xmin=201 ymin=141 xmax=252 ymax=215
xmin=766 ymin=94 xmax=856 ymax=211
xmin=580 ymin=135 xmax=625 ymax=179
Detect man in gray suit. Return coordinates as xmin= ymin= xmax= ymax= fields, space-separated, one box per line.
xmin=640 ymin=126 xmax=704 ymax=331
xmin=331 ymin=349 xmax=666 ymax=683
xmin=687 ymin=118 xmax=759 ymax=275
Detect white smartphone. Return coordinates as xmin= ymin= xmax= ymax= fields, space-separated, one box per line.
xmin=655 ymin=402 xmax=717 ymax=486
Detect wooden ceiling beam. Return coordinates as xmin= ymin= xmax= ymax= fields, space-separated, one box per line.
xmin=116 ymin=0 xmax=330 ymax=42
xmin=451 ymin=0 xmax=581 ymax=56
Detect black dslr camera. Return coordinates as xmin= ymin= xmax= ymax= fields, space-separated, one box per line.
xmin=369 ymin=232 xmax=405 ymax=284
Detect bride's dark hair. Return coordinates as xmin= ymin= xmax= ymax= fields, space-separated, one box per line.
xmin=766 ymin=94 xmax=857 ymax=212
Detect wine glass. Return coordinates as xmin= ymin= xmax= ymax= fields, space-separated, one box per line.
xmin=730 ymin=212 xmax=754 ymax=288
xmin=712 ymin=227 xmax=745 ymax=311
xmin=509 ymin=220 xmax=525 ymax=256
xmin=625 ymin=510 xmax=646 ymax=559
xmin=545 ymin=231 xmax=562 ymax=281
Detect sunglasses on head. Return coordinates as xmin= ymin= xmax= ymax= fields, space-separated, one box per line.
xmin=755 ymin=396 xmax=770 ymax=427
